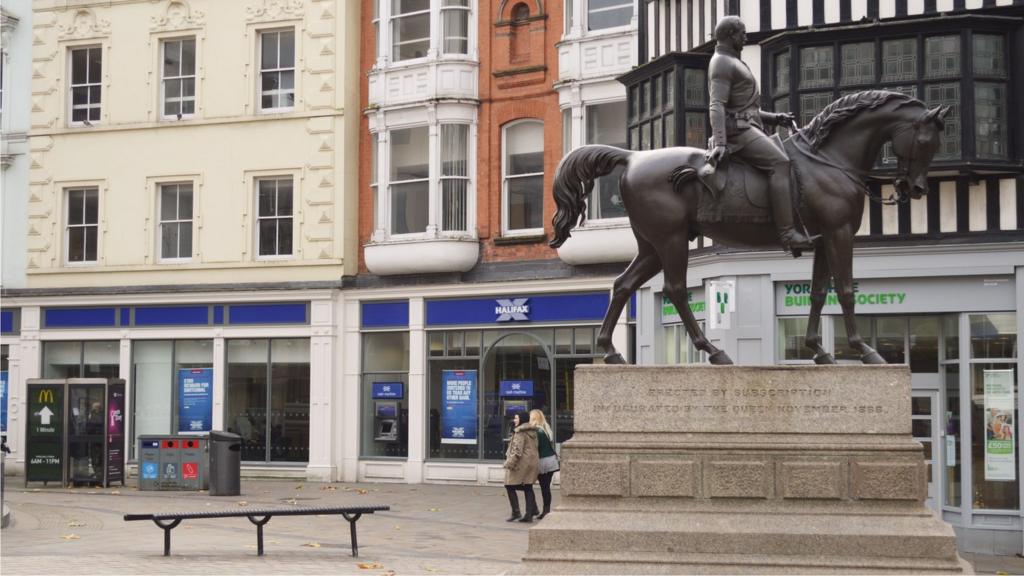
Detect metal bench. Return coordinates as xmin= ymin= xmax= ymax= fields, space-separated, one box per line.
xmin=124 ymin=505 xmax=389 ymax=558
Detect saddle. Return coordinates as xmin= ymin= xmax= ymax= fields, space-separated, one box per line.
xmin=674 ymin=157 xmax=773 ymax=225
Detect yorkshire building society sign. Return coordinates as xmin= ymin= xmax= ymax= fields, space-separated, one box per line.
xmin=775 ymin=276 xmax=1015 ymax=316
xmin=495 ymin=298 xmax=530 ymax=322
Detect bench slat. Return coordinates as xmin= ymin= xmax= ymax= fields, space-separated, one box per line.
xmin=124 ymin=505 xmax=388 ymax=522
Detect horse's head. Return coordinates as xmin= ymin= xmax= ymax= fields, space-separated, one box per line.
xmin=891 ymin=105 xmax=950 ymax=200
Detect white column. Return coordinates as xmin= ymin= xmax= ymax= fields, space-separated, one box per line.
xmin=9 ymin=307 xmax=42 ymax=468
xmin=406 ymin=297 xmax=425 ymax=483
xmin=426 ymin=104 xmax=439 ymax=237
xmin=211 ymin=335 xmax=225 ymax=431
xmin=341 ymin=298 xmax=361 ymax=482
xmin=119 ymin=336 xmax=131 ymax=460
xmin=307 ymin=299 xmax=337 ymax=481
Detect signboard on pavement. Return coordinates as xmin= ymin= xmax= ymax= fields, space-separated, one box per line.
xmin=106 ymin=382 xmax=126 ymax=483
xmin=26 ymin=382 xmax=65 ymax=483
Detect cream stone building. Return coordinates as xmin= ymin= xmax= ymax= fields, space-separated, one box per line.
xmin=2 ymin=0 xmax=360 ymax=481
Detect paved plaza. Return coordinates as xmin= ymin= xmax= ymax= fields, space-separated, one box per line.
xmin=3 ymin=477 xmax=1024 ymax=575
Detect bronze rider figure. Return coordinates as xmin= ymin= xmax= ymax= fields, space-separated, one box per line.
xmin=704 ymin=16 xmax=819 ymax=255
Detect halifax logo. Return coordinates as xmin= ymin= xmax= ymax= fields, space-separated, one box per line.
xmin=495 ymin=298 xmax=530 ymax=322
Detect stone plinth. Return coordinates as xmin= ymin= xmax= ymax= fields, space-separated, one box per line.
xmin=513 ymin=366 xmax=971 ymax=575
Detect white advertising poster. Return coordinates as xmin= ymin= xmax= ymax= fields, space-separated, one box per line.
xmin=707 ymin=280 xmax=735 ymax=330
xmin=983 ymin=369 xmax=1016 ymax=482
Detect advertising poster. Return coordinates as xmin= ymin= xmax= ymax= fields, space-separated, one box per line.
xmin=707 ymin=280 xmax=735 ymax=330
xmin=26 ymin=383 xmax=64 ymax=482
xmin=441 ymin=370 xmax=477 ymax=445
xmin=0 ymin=371 xmax=7 ymax=434
xmin=983 ymin=369 xmax=1016 ymax=482
xmin=106 ymin=383 xmax=126 ymax=483
xmin=178 ymin=368 xmax=213 ymax=433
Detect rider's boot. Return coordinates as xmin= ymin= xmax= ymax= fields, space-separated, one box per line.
xmin=769 ymin=159 xmax=819 ymax=256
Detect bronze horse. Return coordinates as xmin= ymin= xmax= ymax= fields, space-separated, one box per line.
xmin=550 ymin=90 xmax=949 ymax=365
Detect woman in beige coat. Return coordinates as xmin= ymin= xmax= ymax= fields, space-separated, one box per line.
xmin=503 ymin=413 xmax=540 ymax=522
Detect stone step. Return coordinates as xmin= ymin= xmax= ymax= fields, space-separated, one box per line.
xmin=515 ymin=549 xmax=972 ymax=575
xmin=527 ymin=510 xmax=959 ymax=561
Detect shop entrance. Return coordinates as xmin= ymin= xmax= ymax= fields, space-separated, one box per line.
xmin=482 ymin=333 xmax=552 ymax=461
xmin=912 ymin=389 xmax=940 ymax=511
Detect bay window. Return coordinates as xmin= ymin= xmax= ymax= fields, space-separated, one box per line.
xmin=391 ymin=0 xmax=431 ymax=61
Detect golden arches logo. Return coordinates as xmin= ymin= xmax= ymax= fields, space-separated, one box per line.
xmin=38 ymin=389 xmax=54 ymax=404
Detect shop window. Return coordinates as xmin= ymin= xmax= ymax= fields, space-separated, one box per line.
xmin=832 ymin=316 xmax=872 ymax=362
xmin=131 ymin=340 xmax=213 ymax=458
xmin=584 ymin=100 xmax=628 ymax=220
xmin=43 ymin=341 xmax=119 ymax=379
xmin=502 ymin=120 xmax=544 ymax=235
xmin=777 ymin=318 xmax=814 ymax=361
xmin=943 ymin=362 xmax=961 ymax=508
xmin=660 ymin=323 xmax=703 ymax=365
xmin=908 ymin=317 xmax=939 ymax=373
xmin=482 ymin=334 xmax=551 ymax=460
xmin=226 ymin=339 xmax=309 ymax=463
xmin=361 ymin=332 xmax=409 ymax=458
xmin=968 ymin=313 xmax=1017 ymax=511
xmin=875 ymin=317 xmax=907 ymax=365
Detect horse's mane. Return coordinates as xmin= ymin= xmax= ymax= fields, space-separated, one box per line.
xmin=802 ymin=90 xmax=922 ymax=151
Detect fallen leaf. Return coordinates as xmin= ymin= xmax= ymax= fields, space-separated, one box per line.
xmin=425 ymin=568 xmax=441 ymax=573
xmin=237 ymin=501 xmax=248 ymax=507
xmin=67 ymin=521 xmax=85 ymax=528
xmin=356 ymin=489 xmax=369 ymax=495
xmin=109 ymin=490 xmax=121 ymax=495
xmin=268 ymin=540 xmax=281 ymax=544
xmin=427 ymin=508 xmax=441 ymax=512
xmin=356 ymin=562 xmax=382 ymax=570
xmin=205 ymin=502 xmax=212 ymax=506
xmin=286 ymin=498 xmax=298 ymax=505
xmin=302 ymin=542 xmax=322 ymax=548
xmin=320 ymin=485 xmax=337 ymax=491
xmin=295 ymin=484 xmax=304 ymax=490
xmin=184 ymin=526 xmax=193 ymax=530
xmin=393 ymin=525 xmax=401 ymax=530
xmin=60 ymin=534 xmax=80 ymax=540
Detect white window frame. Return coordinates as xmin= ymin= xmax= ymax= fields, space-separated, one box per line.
xmin=501 ymin=119 xmax=545 ymax=237
xmin=440 ymin=0 xmax=471 ymax=56
xmin=64 ymin=187 xmax=100 ymax=266
xmin=255 ymin=176 xmax=296 ymax=260
xmin=390 ymin=0 xmax=432 ymax=63
xmin=68 ymin=45 xmax=103 ymax=127
xmin=157 ymin=182 xmax=194 ymax=263
xmin=438 ymin=123 xmax=471 ymax=233
xmin=586 ymin=0 xmax=633 ymax=32
xmin=386 ymin=125 xmax=431 ymax=237
xmin=583 ymin=98 xmax=629 ymax=223
xmin=258 ymin=28 xmax=296 ymax=113
xmin=160 ymin=37 xmax=197 ymax=121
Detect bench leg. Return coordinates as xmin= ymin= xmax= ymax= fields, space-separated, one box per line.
xmin=341 ymin=512 xmax=363 ymax=557
xmin=247 ymin=515 xmax=272 ymax=556
xmin=153 ymin=519 xmax=183 ymax=556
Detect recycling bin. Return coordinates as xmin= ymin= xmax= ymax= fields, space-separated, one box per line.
xmin=208 ymin=430 xmax=241 ymax=496
xmin=137 ymin=437 xmax=162 ymax=490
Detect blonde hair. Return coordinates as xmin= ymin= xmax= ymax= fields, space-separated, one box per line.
xmin=529 ymin=409 xmax=553 ymax=440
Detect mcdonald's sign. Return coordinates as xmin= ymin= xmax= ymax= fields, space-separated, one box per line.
xmin=38 ymin=389 xmax=54 ymax=404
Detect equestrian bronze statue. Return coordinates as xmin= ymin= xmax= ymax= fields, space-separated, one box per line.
xmin=549 ymin=15 xmax=949 ymax=366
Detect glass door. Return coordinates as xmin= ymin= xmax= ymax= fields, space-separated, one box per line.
xmin=912 ymin=389 xmax=941 ymax=511
xmin=67 ymin=383 xmax=106 ymax=485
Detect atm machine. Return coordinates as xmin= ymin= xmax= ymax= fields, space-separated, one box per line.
xmin=500 ymin=380 xmax=533 ymax=441
xmin=371 ymin=382 xmax=404 ymax=443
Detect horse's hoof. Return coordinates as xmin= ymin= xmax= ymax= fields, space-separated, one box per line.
xmin=861 ymin=351 xmax=886 ymax=365
xmin=813 ymin=353 xmax=836 ymax=365
xmin=708 ymin=350 xmax=733 ymax=365
xmin=604 ymin=353 xmax=627 ymax=365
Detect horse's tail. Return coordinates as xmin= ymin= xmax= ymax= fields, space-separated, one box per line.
xmin=550 ymin=145 xmax=632 ymax=248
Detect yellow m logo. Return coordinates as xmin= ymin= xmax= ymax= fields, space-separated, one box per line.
xmin=38 ymin=389 xmax=54 ymax=404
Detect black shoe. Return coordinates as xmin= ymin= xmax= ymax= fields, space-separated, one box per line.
xmin=536 ymin=510 xmax=549 ymax=520
xmin=506 ymin=512 xmax=521 ymax=522
xmin=518 ymin=514 xmax=534 ymax=523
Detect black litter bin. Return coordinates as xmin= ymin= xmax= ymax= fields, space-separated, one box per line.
xmin=208 ymin=431 xmax=241 ymax=496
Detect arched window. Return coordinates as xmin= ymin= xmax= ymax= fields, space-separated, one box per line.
xmin=502 ymin=120 xmax=544 ymax=234
xmin=511 ymin=2 xmax=529 ymax=21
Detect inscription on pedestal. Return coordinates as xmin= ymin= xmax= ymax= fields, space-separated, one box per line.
xmin=575 ymin=365 xmax=910 ymax=435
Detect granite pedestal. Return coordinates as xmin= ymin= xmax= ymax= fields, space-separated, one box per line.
xmin=514 ymin=365 xmax=970 ymax=574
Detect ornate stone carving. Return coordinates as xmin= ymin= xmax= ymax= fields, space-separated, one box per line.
xmin=245 ymin=0 xmax=305 ymax=22
xmin=150 ymin=0 xmax=206 ymax=32
xmin=57 ymin=9 xmax=111 ymax=41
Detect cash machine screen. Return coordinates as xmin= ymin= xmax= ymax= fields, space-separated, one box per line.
xmin=376 ymin=403 xmax=398 ymax=418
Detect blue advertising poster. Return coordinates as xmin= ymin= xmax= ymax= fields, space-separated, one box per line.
xmin=178 ymin=368 xmax=213 ymax=433
xmin=441 ymin=370 xmax=477 ymax=445
xmin=499 ymin=380 xmax=533 ymax=397
xmin=0 ymin=371 xmax=7 ymax=434
xmin=372 ymin=382 xmax=404 ymax=399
